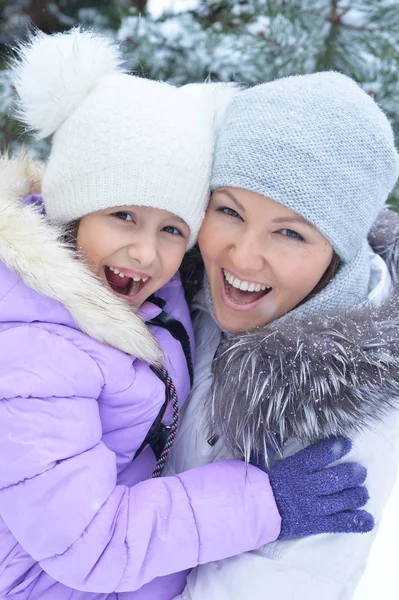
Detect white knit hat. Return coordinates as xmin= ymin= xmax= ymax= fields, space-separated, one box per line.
xmin=11 ymin=28 xmax=237 ymax=248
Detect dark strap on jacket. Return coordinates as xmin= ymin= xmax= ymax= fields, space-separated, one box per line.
xmin=147 ymin=294 xmax=194 ymax=386
xmin=133 ymin=374 xmax=169 ymax=461
xmin=133 ymin=365 xmax=180 ymax=477
xmin=150 ymin=366 xmax=180 ymax=477
xmin=133 ymin=295 xmax=191 ymax=467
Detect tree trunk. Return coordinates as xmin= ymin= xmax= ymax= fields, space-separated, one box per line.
xmin=132 ymin=0 xmax=148 ymax=12
xmin=26 ymin=0 xmax=60 ymax=32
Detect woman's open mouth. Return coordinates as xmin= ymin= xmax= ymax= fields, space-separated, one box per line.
xmin=221 ymin=268 xmax=272 ymax=308
xmin=104 ymin=266 xmax=150 ymax=298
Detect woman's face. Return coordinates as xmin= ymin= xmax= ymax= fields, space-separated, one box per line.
xmin=198 ymin=187 xmax=334 ymax=332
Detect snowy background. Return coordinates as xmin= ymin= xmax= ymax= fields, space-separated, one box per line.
xmin=0 ymin=1 xmax=398 ymax=596
xmin=1 ymin=1 xmax=399 ymax=209
xmin=354 ymin=477 xmax=399 ymax=599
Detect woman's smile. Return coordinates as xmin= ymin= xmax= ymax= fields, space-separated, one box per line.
xmin=221 ymin=268 xmax=272 ymax=311
xmin=199 ymin=187 xmax=333 ymax=332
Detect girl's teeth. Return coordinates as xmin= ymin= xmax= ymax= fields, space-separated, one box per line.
xmin=223 ymin=269 xmax=270 ymax=293
xmin=108 ymin=267 xmax=148 ymax=283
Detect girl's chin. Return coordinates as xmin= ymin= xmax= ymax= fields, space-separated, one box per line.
xmin=103 ymin=277 xmax=150 ymax=308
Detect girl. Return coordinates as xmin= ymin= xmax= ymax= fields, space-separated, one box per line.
xmin=0 ymin=31 xmax=373 ymax=600
xmin=165 ymin=72 xmax=399 ymax=599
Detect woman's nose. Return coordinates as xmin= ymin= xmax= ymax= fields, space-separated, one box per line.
xmin=229 ymin=233 xmax=265 ymax=273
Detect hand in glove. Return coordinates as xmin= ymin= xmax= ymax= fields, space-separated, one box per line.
xmin=252 ymin=437 xmax=374 ymax=539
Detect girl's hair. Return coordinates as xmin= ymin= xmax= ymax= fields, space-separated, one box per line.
xmin=63 ymin=220 xmax=80 ymax=249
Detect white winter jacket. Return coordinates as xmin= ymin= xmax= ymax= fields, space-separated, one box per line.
xmin=166 ymin=229 xmax=399 ymax=599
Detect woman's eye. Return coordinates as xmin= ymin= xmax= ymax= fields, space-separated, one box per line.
xmin=163 ymin=225 xmax=183 ymax=236
xmin=217 ymin=206 xmax=240 ymax=218
xmin=112 ymin=211 xmax=134 ymax=222
xmin=280 ymin=228 xmax=305 ymax=241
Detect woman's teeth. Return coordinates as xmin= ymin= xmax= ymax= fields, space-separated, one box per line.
xmin=108 ymin=266 xmax=148 ymax=282
xmin=223 ymin=269 xmax=270 ymax=293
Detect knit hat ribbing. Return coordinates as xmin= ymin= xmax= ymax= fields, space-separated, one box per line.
xmin=211 ymin=72 xmax=399 ymax=263
xmin=12 ymin=29 xmax=237 ymax=249
xmin=211 ymin=72 xmax=399 ymax=318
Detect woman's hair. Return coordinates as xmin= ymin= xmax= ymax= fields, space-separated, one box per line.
xmin=180 ymin=244 xmax=204 ymax=305
xmin=296 ymin=251 xmax=341 ymax=308
xmin=180 ymin=246 xmax=341 ymax=313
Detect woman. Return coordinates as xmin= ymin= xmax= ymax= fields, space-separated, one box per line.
xmin=165 ymin=72 xmax=399 ymax=599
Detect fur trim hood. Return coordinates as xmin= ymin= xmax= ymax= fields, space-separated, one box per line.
xmin=0 ymin=154 xmax=161 ymax=364
xmin=208 ymin=209 xmax=399 ymax=461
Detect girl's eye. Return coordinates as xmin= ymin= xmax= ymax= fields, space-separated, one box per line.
xmin=280 ymin=228 xmax=305 ymax=241
xmin=216 ymin=206 xmax=240 ymax=218
xmin=163 ymin=225 xmax=183 ymax=236
xmin=112 ymin=211 xmax=134 ymax=222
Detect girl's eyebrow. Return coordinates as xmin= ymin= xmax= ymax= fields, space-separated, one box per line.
xmin=174 ymin=215 xmax=187 ymax=225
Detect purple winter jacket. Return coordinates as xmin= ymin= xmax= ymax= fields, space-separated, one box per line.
xmin=0 ymin=156 xmax=281 ymax=600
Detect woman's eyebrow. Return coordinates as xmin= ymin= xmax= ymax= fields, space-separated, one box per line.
xmin=216 ymin=190 xmax=314 ymax=229
xmin=216 ymin=189 xmax=246 ymax=213
xmin=272 ymin=215 xmax=315 ymax=228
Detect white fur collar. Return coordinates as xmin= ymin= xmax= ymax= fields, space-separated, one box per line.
xmin=0 ymin=154 xmax=161 ymax=364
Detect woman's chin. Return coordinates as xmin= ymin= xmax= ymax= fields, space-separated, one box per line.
xmin=213 ymin=302 xmax=264 ymax=333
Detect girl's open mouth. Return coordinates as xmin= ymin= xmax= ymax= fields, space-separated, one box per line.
xmin=222 ymin=268 xmax=272 ymax=306
xmin=104 ymin=266 xmax=150 ymax=298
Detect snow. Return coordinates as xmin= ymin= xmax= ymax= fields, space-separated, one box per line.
xmin=340 ymin=8 xmax=368 ymax=28
xmin=147 ymin=0 xmax=200 ymax=18
xmin=354 ymin=471 xmax=399 ymax=599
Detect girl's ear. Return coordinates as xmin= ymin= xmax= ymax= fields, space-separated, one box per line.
xmin=23 ymin=154 xmax=43 ymax=195
xmin=0 ymin=152 xmax=42 ymax=199
xmin=181 ymin=81 xmax=241 ymax=135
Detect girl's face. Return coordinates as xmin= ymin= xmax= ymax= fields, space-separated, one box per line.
xmin=198 ymin=187 xmax=334 ymax=332
xmin=77 ymin=205 xmax=190 ymax=308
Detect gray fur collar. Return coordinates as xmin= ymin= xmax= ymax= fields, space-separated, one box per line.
xmin=0 ymin=154 xmax=161 ymax=364
xmin=208 ymin=209 xmax=399 ymax=461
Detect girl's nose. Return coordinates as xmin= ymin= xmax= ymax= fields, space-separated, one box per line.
xmin=127 ymin=237 xmax=157 ymax=267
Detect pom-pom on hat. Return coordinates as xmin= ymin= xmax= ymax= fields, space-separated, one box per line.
xmin=11 ymin=28 xmax=237 ymax=249
xmin=211 ymin=72 xmax=399 ymax=317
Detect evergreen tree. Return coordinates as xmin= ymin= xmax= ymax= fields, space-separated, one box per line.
xmin=1 ymin=0 xmax=398 ymax=207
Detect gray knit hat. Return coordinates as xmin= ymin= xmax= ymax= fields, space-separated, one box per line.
xmin=211 ymin=72 xmax=399 ymax=318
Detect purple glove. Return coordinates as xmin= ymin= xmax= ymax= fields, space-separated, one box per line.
xmin=253 ymin=437 xmax=374 ymax=539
